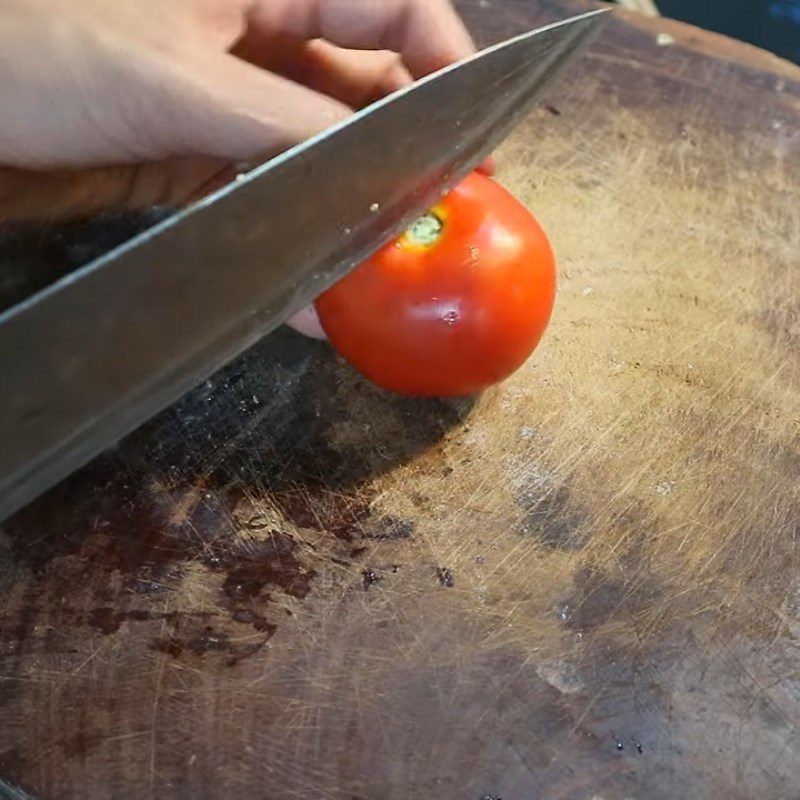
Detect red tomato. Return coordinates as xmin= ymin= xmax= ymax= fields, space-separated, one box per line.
xmin=315 ymin=172 xmax=556 ymax=397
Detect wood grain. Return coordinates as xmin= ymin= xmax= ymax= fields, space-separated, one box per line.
xmin=1 ymin=2 xmax=799 ymax=798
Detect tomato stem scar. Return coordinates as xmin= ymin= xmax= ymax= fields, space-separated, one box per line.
xmin=404 ymin=212 xmax=444 ymax=248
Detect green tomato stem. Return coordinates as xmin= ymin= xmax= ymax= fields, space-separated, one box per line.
xmin=405 ymin=212 xmax=444 ymax=247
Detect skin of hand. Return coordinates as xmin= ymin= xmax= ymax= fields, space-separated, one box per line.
xmin=0 ymin=0 xmax=492 ymax=337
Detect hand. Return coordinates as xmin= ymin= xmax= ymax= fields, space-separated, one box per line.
xmin=0 ymin=0 xmax=488 ymax=336
xmin=0 ymin=0 xmax=482 ymax=199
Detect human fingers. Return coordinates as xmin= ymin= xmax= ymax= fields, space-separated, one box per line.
xmin=286 ymin=306 xmax=327 ymax=339
xmin=246 ymin=0 xmax=476 ymax=79
xmin=234 ymin=34 xmax=413 ymax=109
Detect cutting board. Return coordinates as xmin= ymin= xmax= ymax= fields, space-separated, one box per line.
xmin=1 ymin=1 xmax=799 ymax=798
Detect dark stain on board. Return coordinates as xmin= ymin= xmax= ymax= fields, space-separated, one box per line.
xmin=437 ymin=567 xmax=455 ymax=588
xmin=362 ymin=516 xmax=415 ymax=541
xmin=562 ymin=564 xmax=662 ymax=633
xmin=2 ymin=327 xmax=467 ymax=665
xmin=231 ymin=609 xmax=276 ymax=634
xmin=151 ymin=627 xmax=270 ymax=665
xmin=214 ymin=532 xmax=315 ymax=603
xmin=759 ymin=297 xmax=800 ymax=357
xmin=516 ymin=478 xmax=592 ymax=552
xmin=0 ymin=209 xmax=475 ymax=671
xmin=361 ymin=569 xmax=381 ymax=591
xmin=59 ymin=730 xmax=106 ymax=761
xmin=88 ymin=607 xmax=153 ymax=635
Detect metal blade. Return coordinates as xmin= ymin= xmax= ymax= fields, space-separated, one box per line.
xmin=0 ymin=9 xmax=608 ymax=520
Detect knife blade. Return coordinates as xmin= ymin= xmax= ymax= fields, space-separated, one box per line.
xmin=0 ymin=9 xmax=609 ymax=521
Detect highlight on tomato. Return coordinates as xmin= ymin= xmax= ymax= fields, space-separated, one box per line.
xmin=315 ymin=172 xmax=556 ymax=397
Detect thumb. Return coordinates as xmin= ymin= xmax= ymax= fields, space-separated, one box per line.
xmin=156 ymin=49 xmax=352 ymax=163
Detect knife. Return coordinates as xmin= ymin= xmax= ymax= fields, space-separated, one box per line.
xmin=0 ymin=9 xmax=609 ymax=521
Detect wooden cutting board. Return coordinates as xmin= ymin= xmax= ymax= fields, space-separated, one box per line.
xmin=1 ymin=2 xmax=798 ymax=798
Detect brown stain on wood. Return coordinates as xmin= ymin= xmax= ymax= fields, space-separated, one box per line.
xmin=0 ymin=1 xmax=799 ymax=798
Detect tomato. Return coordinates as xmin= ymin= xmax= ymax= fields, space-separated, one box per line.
xmin=315 ymin=172 xmax=556 ymax=397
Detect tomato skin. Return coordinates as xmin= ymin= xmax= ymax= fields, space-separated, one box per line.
xmin=315 ymin=172 xmax=556 ymax=397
